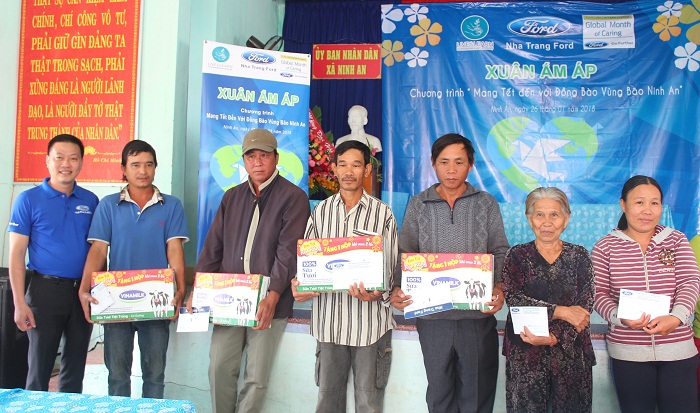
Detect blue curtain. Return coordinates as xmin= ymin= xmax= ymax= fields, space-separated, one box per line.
xmin=283 ymin=0 xmax=400 ymax=143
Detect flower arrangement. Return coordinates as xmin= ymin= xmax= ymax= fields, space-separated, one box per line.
xmin=367 ymin=143 xmax=382 ymax=184
xmin=308 ymin=107 xmax=338 ymax=198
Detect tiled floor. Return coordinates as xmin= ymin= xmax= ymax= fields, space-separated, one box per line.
xmin=46 ymin=323 xmax=209 ymax=409
xmin=41 ymin=323 xmax=621 ymax=413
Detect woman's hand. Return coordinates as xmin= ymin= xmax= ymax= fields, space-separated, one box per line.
xmin=620 ymin=312 xmax=651 ymax=330
xmin=643 ymin=315 xmax=681 ymax=336
xmin=520 ymin=326 xmax=558 ymax=347
xmin=553 ymin=305 xmax=590 ymax=333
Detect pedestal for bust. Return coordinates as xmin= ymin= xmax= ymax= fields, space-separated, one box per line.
xmin=362 ymin=167 xmax=381 ymax=198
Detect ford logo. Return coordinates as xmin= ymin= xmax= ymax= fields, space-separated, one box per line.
xmin=621 ymin=290 xmax=633 ymax=296
xmin=508 ymin=17 xmax=572 ymax=37
xmin=119 ymin=290 xmax=146 ymax=301
xmin=430 ymin=277 xmax=461 ymax=289
xmin=76 ymin=205 xmax=90 ymax=212
xmin=325 ymin=259 xmax=350 ymax=271
xmin=280 ymin=72 xmax=293 ymax=78
xmin=511 ymin=308 xmax=521 ymax=313
xmin=242 ymin=51 xmax=276 ymax=64
xmin=214 ymin=294 xmax=235 ymax=305
xmin=585 ymin=41 xmax=608 ymax=48
xmin=212 ymin=46 xmax=230 ymax=62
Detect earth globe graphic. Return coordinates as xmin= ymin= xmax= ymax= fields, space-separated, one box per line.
xmin=210 ymin=145 xmax=305 ymax=191
xmin=486 ymin=116 xmax=598 ymax=192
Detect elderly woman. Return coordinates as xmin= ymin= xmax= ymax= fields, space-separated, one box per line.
xmin=593 ymin=176 xmax=700 ymax=413
xmin=502 ymin=187 xmax=596 ymax=413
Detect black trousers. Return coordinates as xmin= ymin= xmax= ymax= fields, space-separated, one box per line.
xmin=25 ymin=274 xmax=93 ymax=392
xmin=416 ymin=317 xmax=499 ymax=413
xmin=611 ymin=354 xmax=700 ymax=413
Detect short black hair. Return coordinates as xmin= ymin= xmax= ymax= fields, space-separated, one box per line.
xmin=48 ymin=134 xmax=84 ymax=158
xmin=334 ymin=140 xmax=371 ymax=166
xmin=617 ymin=175 xmax=664 ymax=230
xmin=121 ymin=140 xmax=158 ymax=168
xmin=431 ymin=133 xmax=475 ymax=166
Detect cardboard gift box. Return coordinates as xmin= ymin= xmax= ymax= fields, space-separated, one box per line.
xmin=297 ymin=236 xmax=385 ymax=292
xmin=401 ymin=253 xmax=493 ymax=311
xmin=90 ymin=269 xmax=175 ymax=322
xmin=192 ymin=272 xmax=270 ymax=327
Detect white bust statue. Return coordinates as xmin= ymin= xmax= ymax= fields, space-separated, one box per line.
xmin=334 ymin=105 xmax=382 ymax=153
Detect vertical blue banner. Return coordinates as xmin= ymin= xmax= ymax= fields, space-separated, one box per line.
xmin=198 ymin=41 xmax=311 ymax=253
xmin=381 ymin=1 xmax=700 ymax=244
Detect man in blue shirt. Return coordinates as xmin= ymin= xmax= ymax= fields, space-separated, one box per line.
xmin=78 ymin=140 xmax=188 ymax=399
xmin=8 ymin=134 xmax=99 ymax=392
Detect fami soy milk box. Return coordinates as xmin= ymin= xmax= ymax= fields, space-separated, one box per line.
xmin=192 ymin=273 xmax=270 ymax=327
xmin=401 ymin=253 xmax=493 ymax=310
xmin=90 ymin=269 xmax=175 ymax=322
xmin=297 ymin=236 xmax=384 ymax=292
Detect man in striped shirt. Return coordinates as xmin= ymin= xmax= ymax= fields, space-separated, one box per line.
xmin=292 ymin=140 xmax=399 ymax=413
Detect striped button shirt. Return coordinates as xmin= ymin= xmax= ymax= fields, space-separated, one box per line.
xmin=592 ymin=226 xmax=700 ymax=361
xmin=305 ymin=192 xmax=398 ymax=346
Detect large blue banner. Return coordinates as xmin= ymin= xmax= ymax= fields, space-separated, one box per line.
xmin=198 ymin=41 xmax=311 ymax=253
xmin=381 ymin=1 xmax=700 ymax=245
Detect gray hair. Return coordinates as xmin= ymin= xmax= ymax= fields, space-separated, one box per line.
xmin=525 ymin=187 xmax=571 ymax=216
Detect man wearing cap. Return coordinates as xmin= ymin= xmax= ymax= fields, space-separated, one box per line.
xmin=8 ymin=134 xmax=99 ymax=392
xmin=192 ymin=128 xmax=310 ymax=413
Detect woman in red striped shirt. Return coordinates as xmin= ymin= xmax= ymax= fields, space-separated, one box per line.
xmin=593 ymin=175 xmax=700 ymax=413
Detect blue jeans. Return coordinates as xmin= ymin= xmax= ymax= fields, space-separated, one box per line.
xmin=103 ymin=320 xmax=170 ymax=398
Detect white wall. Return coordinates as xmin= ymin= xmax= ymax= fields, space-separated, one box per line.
xmin=0 ymin=0 xmax=284 ymax=267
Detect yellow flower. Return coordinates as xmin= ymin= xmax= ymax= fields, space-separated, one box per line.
xmin=410 ymin=18 xmax=443 ymax=47
xmin=681 ymin=1 xmax=700 ymax=44
xmin=653 ymin=15 xmax=681 ymax=41
xmin=381 ymin=40 xmax=405 ymax=66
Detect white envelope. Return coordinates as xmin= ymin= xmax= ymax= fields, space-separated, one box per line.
xmin=510 ymin=306 xmax=550 ymax=337
xmin=617 ymin=289 xmax=671 ymax=320
xmin=403 ymin=283 xmax=454 ymax=319
xmin=90 ymin=282 xmax=114 ymax=315
xmin=176 ymin=306 xmax=211 ymax=333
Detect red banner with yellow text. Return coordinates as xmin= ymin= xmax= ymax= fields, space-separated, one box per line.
xmin=312 ymin=44 xmax=381 ymax=80
xmin=15 ymin=0 xmax=141 ymax=182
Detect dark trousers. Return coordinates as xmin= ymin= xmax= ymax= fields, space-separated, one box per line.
xmin=611 ymin=355 xmax=700 ymax=413
xmin=25 ymin=274 xmax=93 ymax=392
xmin=416 ymin=317 xmax=499 ymax=413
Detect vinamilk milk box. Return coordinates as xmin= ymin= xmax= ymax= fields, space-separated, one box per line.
xmin=401 ymin=253 xmax=493 ymax=310
xmin=297 ymin=236 xmax=384 ymax=292
xmin=192 ymin=273 xmax=270 ymax=327
xmin=90 ymin=269 xmax=175 ymax=322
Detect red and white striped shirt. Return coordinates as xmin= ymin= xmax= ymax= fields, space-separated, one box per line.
xmin=593 ymin=226 xmax=700 ymax=361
